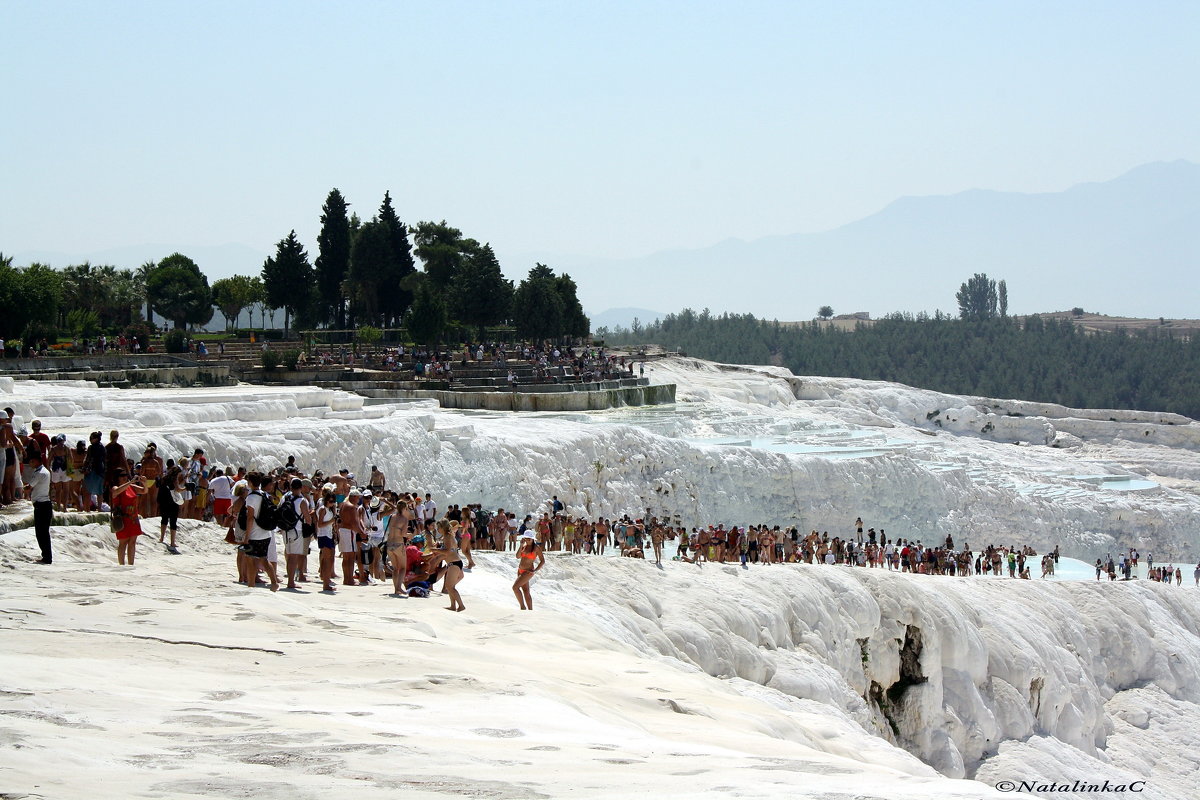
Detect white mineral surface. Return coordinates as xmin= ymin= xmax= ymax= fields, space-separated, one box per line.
xmin=1 ymin=357 xmax=1197 ymax=799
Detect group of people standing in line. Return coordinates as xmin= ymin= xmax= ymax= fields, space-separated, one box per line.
xmin=204 ymin=467 xmax=550 ymax=611
xmin=3 ymin=414 xmax=550 ymax=609
xmin=1095 ymin=551 xmax=1192 ymax=585
xmin=10 ymin=412 xmax=1200 ymax=594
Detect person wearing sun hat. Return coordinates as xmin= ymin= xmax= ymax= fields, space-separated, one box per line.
xmin=358 ymin=489 xmax=382 ymax=585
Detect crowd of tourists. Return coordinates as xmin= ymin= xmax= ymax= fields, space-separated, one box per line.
xmin=294 ymin=341 xmax=640 ymax=386
xmin=1095 ymin=550 xmax=1187 ymax=584
xmin=8 ymin=414 xmax=1200 ymax=601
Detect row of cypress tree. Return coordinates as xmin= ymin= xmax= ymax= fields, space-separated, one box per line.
xmin=264 ymin=189 xmax=589 ymax=342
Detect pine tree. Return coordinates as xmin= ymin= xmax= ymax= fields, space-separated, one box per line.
xmin=261 ymin=230 xmax=314 ymax=338
xmin=452 ymin=243 xmax=513 ymax=339
xmin=377 ymin=191 xmax=417 ymax=326
xmin=406 ymin=279 xmax=448 ymax=345
xmin=347 ymin=220 xmax=391 ymax=325
xmin=315 ymin=189 xmax=351 ymax=328
xmin=413 ymin=220 xmax=467 ymax=290
xmin=513 ymin=264 xmax=564 ymax=341
xmin=555 ymin=273 xmax=590 ymax=338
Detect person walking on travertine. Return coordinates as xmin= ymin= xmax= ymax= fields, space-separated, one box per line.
xmin=2 ymin=409 xmax=22 ymax=505
xmin=338 ymin=489 xmax=364 ymax=586
xmin=385 ymin=494 xmax=413 ymax=596
xmin=103 ymin=430 xmax=126 ymax=505
xmin=513 ymin=532 xmax=545 ymax=610
xmin=24 ymin=450 xmax=53 ymax=564
xmin=368 ymin=465 xmax=386 ymax=494
xmin=111 ymin=467 xmax=147 ymax=565
xmin=244 ymin=471 xmax=280 ymax=592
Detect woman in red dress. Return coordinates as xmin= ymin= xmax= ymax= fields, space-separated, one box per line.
xmin=111 ymin=468 xmax=147 ymax=565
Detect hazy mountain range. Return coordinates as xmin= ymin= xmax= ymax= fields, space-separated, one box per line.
xmin=578 ymin=160 xmax=1200 ymax=321
xmin=588 ymin=307 xmax=667 ymax=331
xmin=12 ymin=161 xmax=1198 ymax=324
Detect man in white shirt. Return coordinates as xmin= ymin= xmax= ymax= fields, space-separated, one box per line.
xmin=243 ymin=472 xmax=279 ymax=592
xmin=422 ymin=492 xmax=436 ymax=522
xmin=209 ymin=467 xmax=235 ymax=525
xmin=24 ymin=451 xmax=53 ymax=564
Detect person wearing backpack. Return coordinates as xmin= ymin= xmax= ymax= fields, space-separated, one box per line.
xmin=242 ymin=471 xmax=280 ymax=592
xmin=81 ymin=430 xmax=106 ymax=512
xmin=280 ymin=478 xmax=309 ymax=590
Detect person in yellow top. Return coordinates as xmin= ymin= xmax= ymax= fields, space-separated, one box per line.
xmin=139 ymin=443 xmax=163 ymax=517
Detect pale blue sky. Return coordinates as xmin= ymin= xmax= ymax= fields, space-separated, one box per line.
xmin=4 ymin=1 xmax=1198 ymax=287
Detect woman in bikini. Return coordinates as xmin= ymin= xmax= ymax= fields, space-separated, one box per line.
xmin=139 ymin=443 xmax=162 ymax=518
xmin=431 ymin=520 xmax=466 ymax=611
xmin=68 ymin=440 xmax=87 ymax=511
xmin=459 ymin=514 xmax=475 ymax=571
xmin=513 ymin=532 xmax=545 ymax=610
xmin=385 ymin=493 xmax=413 ymax=596
xmin=48 ymin=435 xmax=71 ymax=511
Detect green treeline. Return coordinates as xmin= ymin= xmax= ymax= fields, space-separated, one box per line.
xmin=0 ymin=188 xmax=589 ymax=350
xmin=600 ymin=311 xmax=1200 ymax=418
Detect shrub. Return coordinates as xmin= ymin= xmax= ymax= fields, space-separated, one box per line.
xmin=280 ymin=348 xmax=302 ymax=370
xmin=21 ymin=321 xmax=58 ymax=351
xmin=261 ymin=349 xmax=281 ymax=370
xmin=67 ymin=309 xmax=101 ymax=338
xmin=357 ymin=325 xmax=382 ymax=349
xmin=236 ymin=328 xmax=284 ymax=341
xmin=163 ymin=329 xmax=189 ymax=353
xmin=124 ymin=322 xmax=152 ymax=353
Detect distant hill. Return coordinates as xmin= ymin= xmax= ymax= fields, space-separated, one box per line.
xmin=589 ymin=307 xmax=667 ymax=331
xmin=1028 ymin=311 xmax=1200 ymax=339
xmin=569 ymin=160 xmax=1200 ymax=321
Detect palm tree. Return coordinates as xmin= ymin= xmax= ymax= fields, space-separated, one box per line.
xmin=137 ymin=260 xmax=157 ymax=325
xmin=110 ymin=268 xmax=144 ymax=325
